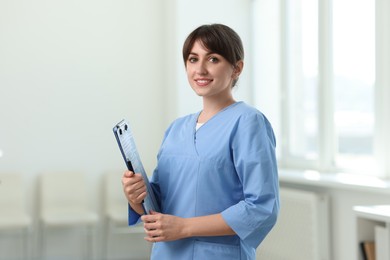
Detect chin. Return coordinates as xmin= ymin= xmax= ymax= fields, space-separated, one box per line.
xmin=191 ymin=89 xmax=206 ymax=97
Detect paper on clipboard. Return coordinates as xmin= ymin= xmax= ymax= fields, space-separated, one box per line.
xmin=113 ymin=119 xmax=160 ymax=214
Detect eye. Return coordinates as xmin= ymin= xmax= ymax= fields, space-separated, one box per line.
xmin=209 ymin=56 xmax=219 ymax=63
xmin=188 ymin=57 xmax=198 ymax=63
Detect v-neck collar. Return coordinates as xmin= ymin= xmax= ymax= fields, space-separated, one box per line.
xmin=191 ymin=101 xmax=242 ymax=157
xmin=194 ymin=101 xmax=242 ymax=130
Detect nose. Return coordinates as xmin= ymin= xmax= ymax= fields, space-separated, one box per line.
xmin=195 ymin=60 xmax=208 ymax=75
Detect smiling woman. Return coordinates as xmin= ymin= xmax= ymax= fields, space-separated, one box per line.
xmin=121 ymin=24 xmax=280 ymax=260
xmin=184 ymin=41 xmax=242 ymax=113
xmin=182 ymin=24 xmax=244 ymax=123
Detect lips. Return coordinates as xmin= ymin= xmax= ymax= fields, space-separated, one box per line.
xmin=195 ymin=78 xmax=213 ymax=86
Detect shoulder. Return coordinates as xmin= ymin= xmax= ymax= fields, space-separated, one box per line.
xmin=236 ymin=102 xmax=262 ymax=115
xmin=232 ymin=102 xmax=276 ymax=144
xmin=233 ymin=102 xmax=270 ymax=127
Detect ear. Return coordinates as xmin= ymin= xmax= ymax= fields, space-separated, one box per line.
xmin=232 ymin=60 xmax=244 ymax=79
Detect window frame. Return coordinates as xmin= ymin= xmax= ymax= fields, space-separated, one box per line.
xmin=254 ymin=0 xmax=390 ymax=178
xmin=375 ymin=0 xmax=390 ymax=178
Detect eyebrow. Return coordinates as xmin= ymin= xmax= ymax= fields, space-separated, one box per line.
xmin=188 ymin=51 xmax=217 ymax=56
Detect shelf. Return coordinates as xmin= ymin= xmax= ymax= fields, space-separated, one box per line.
xmin=354 ymin=205 xmax=390 ymax=260
xmin=354 ymin=205 xmax=390 ymax=223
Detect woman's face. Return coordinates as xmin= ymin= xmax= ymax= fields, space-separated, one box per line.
xmin=185 ymin=40 xmax=241 ymax=100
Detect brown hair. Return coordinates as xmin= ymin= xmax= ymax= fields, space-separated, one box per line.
xmin=182 ymin=24 xmax=244 ymax=86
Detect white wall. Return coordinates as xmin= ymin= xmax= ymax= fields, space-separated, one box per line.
xmin=0 ymin=0 xmax=165 ymax=258
xmin=0 ymin=0 xmax=166 ymax=183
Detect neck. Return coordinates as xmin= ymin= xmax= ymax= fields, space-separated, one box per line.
xmin=198 ymin=97 xmax=236 ymax=123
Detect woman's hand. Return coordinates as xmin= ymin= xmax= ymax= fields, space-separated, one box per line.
xmin=142 ymin=212 xmax=235 ymax=243
xmin=121 ymin=170 xmax=147 ymax=214
xmin=141 ymin=211 xmax=188 ymax=243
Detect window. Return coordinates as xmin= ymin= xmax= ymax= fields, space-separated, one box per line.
xmin=332 ymin=0 xmax=375 ymax=172
xmin=253 ymin=0 xmax=390 ymax=177
xmin=284 ymin=0 xmax=319 ymax=161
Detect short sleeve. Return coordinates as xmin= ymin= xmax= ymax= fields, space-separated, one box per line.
xmin=221 ymin=112 xmax=280 ymax=248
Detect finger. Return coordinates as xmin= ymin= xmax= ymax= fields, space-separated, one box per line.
xmin=125 ymin=174 xmax=145 ymax=186
xmin=129 ymin=191 xmax=147 ymax=204
xmin=144 ymin=236 xmax=162 ymax=243
xmin=132 ymin=179 xmax=147 ymax=190
xmin=144 ymin=221 xmax=158 ymax=230
xmin=123 ymin=171 xmax=134 ymax=178
xmin=141 ymin=215 xmax=149 ymax=223
xmin=123 ymin=175 xmax=145 ymax=188
xmin=141 ymin=214 xmax=157 ymax=223
xmin=124 ymin=179 xmax=146 ymax=202
xmin=126 ymin=184 xmax=147 ymax=200
xmin=144 ymin=236 xmax=154 ymax=243
xmin=144 ymin=221 xmax=162 ymax=234
xmin=144 ymin=227 xmax=162 ymax=238
xmin=127 ymin=184 xmax=146 ymax=197
xmin=121 ymin=173 xmax=135 ymax=186
xmin=133 ymin=173 xmax=145 ymax=181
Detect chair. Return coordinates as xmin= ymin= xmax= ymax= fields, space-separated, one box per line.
xmin=0 ymin=173 xmax=32 ymax=260
xmin=38 ymin=172 xmax=98 ymax=259
xmin=102 ymin=172 xmax=145 ymax=259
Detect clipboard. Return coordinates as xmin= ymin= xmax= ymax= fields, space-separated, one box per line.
xmin=113 ymin=119 xmax=160 ymax=214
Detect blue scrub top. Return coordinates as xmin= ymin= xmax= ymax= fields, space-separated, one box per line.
xmin=128 ymin=101 xmax=280 ymax=260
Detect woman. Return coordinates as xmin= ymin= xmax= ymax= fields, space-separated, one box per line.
xmin=122 ymin=23 xmax=279 ymax=260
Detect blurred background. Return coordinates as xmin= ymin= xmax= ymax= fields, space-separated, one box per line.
xmin=0 ymin=0 xmax=389 ymax=259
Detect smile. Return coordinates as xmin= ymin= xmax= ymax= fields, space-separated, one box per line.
xmin=195 ymin=79 xmax=213 ymax=86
